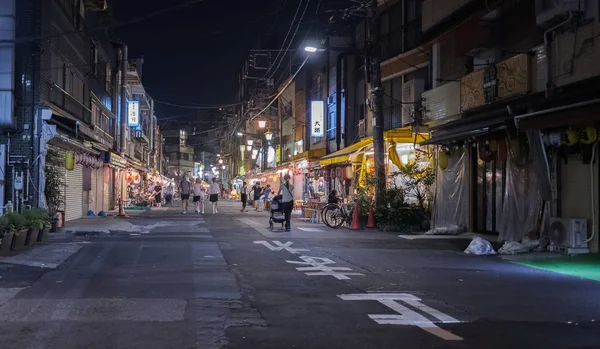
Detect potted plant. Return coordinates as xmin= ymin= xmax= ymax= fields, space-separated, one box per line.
xmin=45 ymin=149 xmax=66 ymax=232
xmin=6 ymin=213 xmax=27 ymax=252
xmin=22 ymin=209 xmax=42 ymax=247
xmin=37 ymin=209 xmax=51 ymax=243
xmin=0 ymin=215 xmax=16 ymax=256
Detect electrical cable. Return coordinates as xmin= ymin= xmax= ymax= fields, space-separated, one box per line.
xmin=262 ymin=0 xmax=305 ymax=80
xmin=5 ymin=0 xmax=209 ymax=45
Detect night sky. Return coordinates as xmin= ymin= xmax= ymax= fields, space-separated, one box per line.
xmin=112 ymin=0 xmax=332 ymax=119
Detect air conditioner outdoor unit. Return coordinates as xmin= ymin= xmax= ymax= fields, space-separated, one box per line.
xmin=535 ymin=0 xmax=585 ymax=26
xmin=548 ymin=218 xmax=590 ymax=254
xmin=402 ymin=79 xmax=424 ymax=126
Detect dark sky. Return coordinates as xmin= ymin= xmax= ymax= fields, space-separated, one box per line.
xmin=112 ymin=0 xmax=330 ymax=118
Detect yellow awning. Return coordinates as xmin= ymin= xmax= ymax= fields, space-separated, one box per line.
xmin=384 ymin=126 xmax=429 ymax=143
xmin=320 ymin=137 xmax=373 ymax=166
xmin=292 ymin=148 xmax=327 ymax=162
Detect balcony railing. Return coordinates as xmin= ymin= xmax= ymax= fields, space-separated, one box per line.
xmin=49 ymin=83 xmax=92 ymax=125
xmin=383 ymin=104 xmax=403 ymax=130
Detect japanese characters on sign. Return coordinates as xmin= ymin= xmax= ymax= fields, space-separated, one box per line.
xmin=310 ymin=100 xmax=324 ymax=137
xmin=127 ymin=100 xmax=140 ymax=127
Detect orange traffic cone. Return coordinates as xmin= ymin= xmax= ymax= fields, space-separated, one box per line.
xmin=366 ymin=204 xmax=376 ymax=228
xmin=118 ymin=197 xmax=128 ymax=217
xmin=350 ymin=205 xmax=361 ymax=230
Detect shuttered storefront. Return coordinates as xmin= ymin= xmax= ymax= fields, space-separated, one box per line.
xmin=64 ymin=163 xmax=84 ymax=222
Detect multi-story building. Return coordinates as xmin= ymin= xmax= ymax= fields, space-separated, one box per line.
xmin=163 ymin=128 xmax=195 ymax=179
xmin=0 ymin=0 xmax=161 ymax=220
xmin=419 ymin=0 xmax=600 ymax=252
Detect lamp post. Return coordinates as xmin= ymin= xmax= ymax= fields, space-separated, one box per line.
xmin=257 ymin=120 xmax=268 ymax=171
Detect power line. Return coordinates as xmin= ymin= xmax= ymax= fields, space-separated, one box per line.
xmin=262 ymin=0 xmax=305 ymax=80
xmin=5 ymin=0 xmax=209 ymax=45
xmin=266 ymin=0 xmax=312 ymax=82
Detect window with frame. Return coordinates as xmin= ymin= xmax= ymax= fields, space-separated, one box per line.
xmin=327 ymin=110 xmax=336 ymax=139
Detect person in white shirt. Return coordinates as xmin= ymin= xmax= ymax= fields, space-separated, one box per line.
xmin=278 ymin=174 xmax=294 ymax=232
xmin=240 ymin=181 xmax=248 ymax=212
xmin=208 ymin=178 xmax=221 ymax=214
xmin=192 ymin=178 xmax=205 ymax=214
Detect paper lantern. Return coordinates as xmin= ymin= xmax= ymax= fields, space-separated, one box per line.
xmin=345 ymin=165 xmax=354 ymax=179
xmin=562 ymin=129 xmax=579 ymax=146
xmin=580 ymin=127 xmax=598 ymax=145
xmin=438 ymin=149 xmax=448 ymax=170
xmin=65 ymin=152 xmax=75 ymax=171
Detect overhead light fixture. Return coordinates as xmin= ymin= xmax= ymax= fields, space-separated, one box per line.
xmin=247 ymin=139 xmax=254 ymax=146
xmin=304 ymin=46 xmax=318 ymax=53
xmin=236 ymin=132 xmax=243 ymax=136
xmin=265 ymin=130 xmax=273 ymax=141
xmin=257 ymin=120 xmax=267 ymax=129
xmin=246 ymin=145 xmax=252 ymax=151
xmin=218 ymin=159 xmax=223 ymax=164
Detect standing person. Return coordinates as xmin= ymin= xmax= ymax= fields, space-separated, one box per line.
xmin=164 ymin=183 xmax=174 ymax=207
xmin=252 ymin=182 xmax=262 ymax=211
xmin=209 ymin=178 xmax=220 ymax=214
xmin=278 ymin=174 xmax=294 ymax=232
xmin=179 ymin=176 xmax=192 ymax=214
xmin=240 ymin=181 xmax=248 ymax=212
xmin=263 ymin=184 xmax=272 ymax=210
xmin=193 ymin=178 xmax=205 ymax=214
xmin=153 ymin=182 xmax=163 ymax=207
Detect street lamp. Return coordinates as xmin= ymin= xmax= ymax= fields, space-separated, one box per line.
xmin=304 ymin=46 xmax=318 ymax=53
xmin=236 ymin=132 xmax=243 ymax=136
xmin=246 ymin=139 xmax=254 ymax=146
xmin=218 ymin=158 xmax=223 ymax=165
xmin=257 ymin=120 xmax=267 ymax=129
xmin=265 ymin=130 xmax=273 ymax=141
xmin=246 ymin=145 xmax=252 ymax=152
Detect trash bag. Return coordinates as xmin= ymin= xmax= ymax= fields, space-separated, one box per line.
xmin=425 ymin=224 xmax=466 ymax=236
xmin=498 ymin=239 xmax=540 ymax=255
xmin=464 ymin=237 xmax=497 ymax=255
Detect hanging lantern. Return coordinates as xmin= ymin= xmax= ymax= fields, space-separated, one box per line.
xmin=562 ymin=129 xmax=579 ymax=146
xmin=438 ymin=149 xmax=448 ymax=170
xmin=580 ymin=127 xmax=598 ymax=145
xmin=345 ymin=165 xmax=354 ymax=179
xmin=66 ymin=151 xmax=75 ymax=171
xmin=548 ymin=131 xmax=562 ymax=147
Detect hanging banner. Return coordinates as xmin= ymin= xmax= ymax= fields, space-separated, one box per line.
xmin=127 ymin=100 xmax=140 ymax=127
xmin=310 ymin=100 xmax=324 ymax=137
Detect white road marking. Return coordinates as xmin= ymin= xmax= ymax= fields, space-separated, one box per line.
xmin=338 ymin=293 xmax=463 ymax=341
xmin=253 ymin=241 xmax=309 ymax=254
xmin=297 ymin=227 xmax=325 ymax=232
xmin=286 ymin=256 xmax=364 ymax=280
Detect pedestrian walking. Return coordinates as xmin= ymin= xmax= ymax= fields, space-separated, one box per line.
xmin=164 ymin=183 xmax=174 ymax=206
xmin=263 ymin=184 xmax=272 ymax=211
xmin=179 ymin=176 xmax=192 ymax=214
xmin=193 ymin=178 xmax=205 ymax=214
xmin=153 ymin=182 xmax=163 ymax=207
xmin=209 ymin=178 xmax=220 ymax=214
xmin=240 ymin=181 xmax=248 ymax=212
xmin=252 ymin=182 xmax=262 ymax=211
xmin=278 ymin=174 xmax=294 ymax=232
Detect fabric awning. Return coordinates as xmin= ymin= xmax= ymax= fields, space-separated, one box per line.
xmin=384 ymin=126 xmax=429 ymax=143
xmin=292 ymin=148 xmax=327 ymax=162
xmin=320 ymin=137 xmax=373 ymax=166
xmin=515 ymin=99 xmax=600 ymax=130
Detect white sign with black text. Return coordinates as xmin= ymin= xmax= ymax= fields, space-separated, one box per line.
xmin=310 ymin=100 xmax=324 ymax=137
xmin=127 ymin=100 xmax=140 ymax=127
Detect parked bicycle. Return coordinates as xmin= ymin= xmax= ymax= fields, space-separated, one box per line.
xmin=321 ymin=202 xmax=354 ymax=229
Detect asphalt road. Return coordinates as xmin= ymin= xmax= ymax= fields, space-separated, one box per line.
xmin=1 ymin=201 xmax=600 ymax=349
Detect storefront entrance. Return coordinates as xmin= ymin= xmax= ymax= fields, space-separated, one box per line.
xmin=474 ymin=157 xmax=506 ymax=234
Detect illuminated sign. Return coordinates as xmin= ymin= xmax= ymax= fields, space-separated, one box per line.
xmin=310 ymin=101 xmax=324 ymax=137
xmin=127 ymin=100 xmax=140 ymax=127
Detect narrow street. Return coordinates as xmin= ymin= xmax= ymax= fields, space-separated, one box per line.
xmin=0 ymin=201 xmax=599 ymax=349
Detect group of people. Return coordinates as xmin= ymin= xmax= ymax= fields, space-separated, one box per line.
xmin=239 ymin=174 xmax=295 ymax=232
xmin=175 ymin=176 xmax=222 ymax=214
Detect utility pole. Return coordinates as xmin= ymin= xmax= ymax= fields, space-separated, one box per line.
xmin=367 ymin=0 xmax=386 ymax=205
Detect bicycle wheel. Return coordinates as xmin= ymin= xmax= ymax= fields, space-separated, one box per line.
xmin=322 ymin=203 xmax=346 ymax=229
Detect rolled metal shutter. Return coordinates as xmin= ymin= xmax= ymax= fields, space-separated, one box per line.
xmin=95 ymin=167 xmax=104 ymax=212
xmin=103 ymin=166 xmax=110 ymax=212
xmin=90 ymin=167 xmax=97 ymax=214
xmin=64 ymin=163 xmax=84 ymax=222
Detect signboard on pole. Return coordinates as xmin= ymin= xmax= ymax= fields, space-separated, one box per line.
xmin=310 ymin=100 xmax=324 ymax=137
xmin=127 ymin=100 xmax=140 ymax=127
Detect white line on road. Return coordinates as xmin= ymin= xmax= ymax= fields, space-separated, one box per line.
xmin=338 ymin=293 xmax=463 ymax=341
xmin=253 ymin=240 xmax=309 ymax=254
xmin=287 ymin=256 xmax=364 ymax=280
xmin=297 ymin=227 xmax=325 ymax=232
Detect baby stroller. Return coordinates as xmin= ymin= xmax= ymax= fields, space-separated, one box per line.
xmin=269 ymin=195 xmax=286 ymax=230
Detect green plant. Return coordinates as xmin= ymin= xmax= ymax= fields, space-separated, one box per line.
xmin=45 ymin=150 xmax=66 ymax=217
xmin=22 ymin=208 xmax=50 ymax=229
xmin=6 ymin=213 xmax=26 ymax=233
xmin=390 ymin=151 xmax=435 ymax=213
